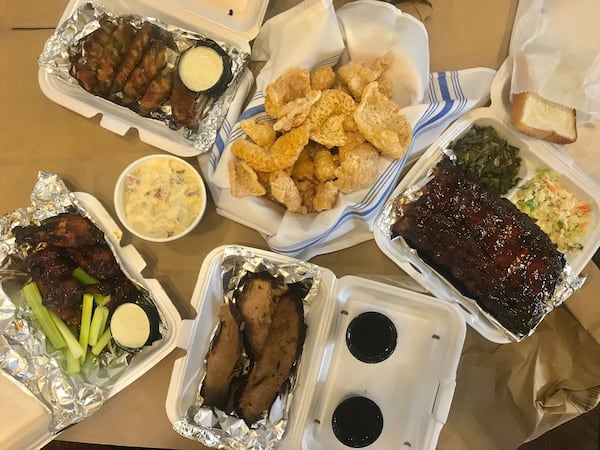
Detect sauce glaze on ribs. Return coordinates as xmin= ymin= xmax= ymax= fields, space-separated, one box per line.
xmin=391 ymin=159 xmax=565 ymax=337
xmin=13 ymin=211 xmax=143 ymax=325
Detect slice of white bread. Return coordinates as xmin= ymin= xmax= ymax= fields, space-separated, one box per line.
xmin=511 ymin=91 xmax=577 ymax=144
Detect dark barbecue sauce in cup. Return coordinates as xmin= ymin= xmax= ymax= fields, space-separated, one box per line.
xmin=346 ymin=311 xmax=397 ymax=363
xmin=332 ymin=396 xmax=384 ymax=447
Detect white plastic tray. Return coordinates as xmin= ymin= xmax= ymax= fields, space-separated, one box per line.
xmin=374 ymin=106 xmax=600 ymax=344
xmin=165 ymin=245 xmax=466 ymax=450
xmin=0 ymin=192 xmax=181 ymax=449
xmin=38 ymin=0 xmax=268 ymax=157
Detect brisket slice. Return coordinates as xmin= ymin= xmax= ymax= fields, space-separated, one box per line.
xmin=236 ymin=273 xmax=289 ymax=360
xmin=391 ymin=159 xmax=565 ymax=337
xmin=202 ymin=303 xmax=242 ymax=411
xmin=236 ymin=292 xmax=306 ymax=425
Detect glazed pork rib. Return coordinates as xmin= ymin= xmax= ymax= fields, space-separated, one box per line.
xmin=13 ymin=212 xmax=105 ymax=248
xmin=391 ymin=159 xmax=565 ymax=337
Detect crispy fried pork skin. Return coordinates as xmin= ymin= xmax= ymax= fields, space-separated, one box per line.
xmin=237 ymin=275 xmax=288 ymax=360
xmin=236 ymin=293 xmax=306 ymax=425
xmin=202 ymin=303 xmax=242 ymax=410
xmin=391 ymin=159 xmax=565 ymax=336
xmin=13 ymin=212 xmax=105 ymax=248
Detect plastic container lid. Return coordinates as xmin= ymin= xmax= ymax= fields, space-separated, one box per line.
xmin=165 ymin=245 xmax=466 ymax=450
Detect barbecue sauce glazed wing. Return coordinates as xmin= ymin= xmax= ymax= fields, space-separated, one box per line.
xmin=13 ymin=212 xmax=144 ymax=325
xmin=392 ymin=159 xmax=565 ymax=337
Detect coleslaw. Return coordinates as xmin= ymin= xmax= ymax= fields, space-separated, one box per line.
xmin=512 ymin=168 xmax=591 ymax=253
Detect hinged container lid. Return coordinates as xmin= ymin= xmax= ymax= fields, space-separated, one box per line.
xmin=165 ymin=245 xmax=466 ymax=450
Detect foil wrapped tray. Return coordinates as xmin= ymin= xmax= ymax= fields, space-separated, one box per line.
xmin=0 ymin=172 xmax=180 ymax=448
xmin=374 ymin=108 xmax=597 ymax=343
xmin=166 ymin=245 xmax=467 ymax=450
xmin=38 ymin=1 xmax=252 ymax=157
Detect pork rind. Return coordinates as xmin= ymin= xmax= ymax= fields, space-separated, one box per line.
xmin=264 ymin=67 xmax=311 ymax=118
xmin=337 ymin=55 xmax=392 ymax=101
xmin=228 ymin=57 xmax=413 ymax=214
xmin=354 ymin=81 xmax=412 ymax=160
xmin=334 ymin=142 xmax=380 ymax=193
xmin=273 ymin=90 xmax=321 ymax=132
xmin=310 ymin=66 xmax=336 ymax=91
xmin=307 ymin=89 xmax=357 ymax=148
xmin=229 ymin=160 xmax=267 ymax=197
xmin=231 ymin=125 xmax=309 ymax=172
xmin=240 ymin=117 xmax=276 ymax=147
xmin=269 ymin=171 xmax=306 ymax=214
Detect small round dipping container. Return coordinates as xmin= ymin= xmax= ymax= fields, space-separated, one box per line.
xmin=114 ymin=154 xmax=206 ymax=242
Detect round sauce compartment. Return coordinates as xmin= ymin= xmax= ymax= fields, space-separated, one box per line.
xmin=332 ymin=396 xmax=383 ymax=448
xmin=346 ymin=311 xmax=397 ymax=363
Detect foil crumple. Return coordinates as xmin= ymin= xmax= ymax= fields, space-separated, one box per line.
xmin=376 ymin=151 xmax=586 ymax=342
xmin=0 ymin=172 xmax=166 ymax=433
xmin=38 ymin=2 xmax=250 ymax=155
xmin=173 ymin=245 xmax=322 ymax=450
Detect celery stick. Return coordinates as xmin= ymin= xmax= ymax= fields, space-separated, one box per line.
xmin=49 ymin=311 xmax=83 ymax=359
xmin=66 ymin=348 xmax=81 ymax=375
xmin=22 ymin=282 xmax=66 ymax=350
xmin=72 ymin=267 xmax=98 ymax=285
xmin=91 ymin=328 xmax=112 ymax=356
xmin=98 ymin=307 xmax=109 ymax=338
xmin=93 ymin=292 xmax=111 ymax=306
xmin=79 ymin=293 xmax=94 ymax=364
xmin=89 ymin=305 xmax=108 ymax=346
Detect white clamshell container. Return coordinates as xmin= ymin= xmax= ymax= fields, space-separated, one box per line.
xmin=0 ymin=192 xmax=182 ymax=449
xmin=374 ymin=72 xmax=600 ymax=343
xmin=38 ymin=0 xmax=269 ymax=157
xmin=165 ymin=245 xmax=466 ymax=450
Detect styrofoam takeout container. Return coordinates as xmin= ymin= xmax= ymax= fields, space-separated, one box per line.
xmin=38 ymin=0 xmax=269 ymax=157
xmin=374 ymin=104 xmax=600 ymax=344
xmin=0 ymin=192 xmax=181 ymax=449
xmin=165 ymin=245 xmax=466 ymax=450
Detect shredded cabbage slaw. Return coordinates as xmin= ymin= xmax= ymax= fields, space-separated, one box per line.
xmin=512 ymin=168 xmax=591 ymax=253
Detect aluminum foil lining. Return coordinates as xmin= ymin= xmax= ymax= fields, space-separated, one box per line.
xmin=0 ymin=172 xmax=167 ymax=433
xmin=38 ymin=2 xmax=250 ymax=154
xmin=376 ymin=156 xmax=586 ymax=342
xmin=173 ymin=245 xmax=322 ymax=450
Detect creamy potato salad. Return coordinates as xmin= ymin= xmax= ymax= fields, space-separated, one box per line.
xmin=124 ymin=159 xmax=203 ymax=239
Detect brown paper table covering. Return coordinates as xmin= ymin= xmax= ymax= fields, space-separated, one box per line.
xmin=1 ymin=1 xmax=599 ymax=449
